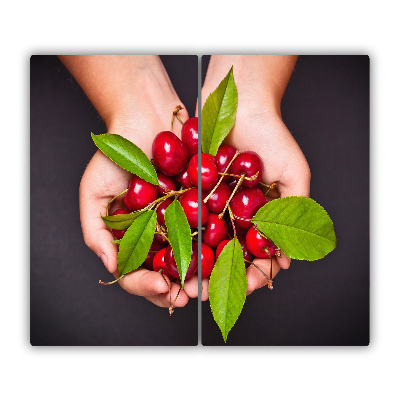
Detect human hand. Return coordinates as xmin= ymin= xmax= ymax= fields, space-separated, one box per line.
xmin=190 ymin=55 xmax=311 ymax=300
xmin=60 ymin=55 xmax=192 ymax=308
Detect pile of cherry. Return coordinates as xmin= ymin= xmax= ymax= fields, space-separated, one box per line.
xmin=110 ymin=116 xmax=277 ymax=283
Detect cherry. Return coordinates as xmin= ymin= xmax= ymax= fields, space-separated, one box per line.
xmin=230 ymin=187 xmax=267 ymax=229
xmin=154 ymin=233 xmax=167 ymax=244
xmin=142 ymin=240 xmax=166 ymax=270
xmin=231 ymin=151 xmax=262 ymax=188
xmin=152 ymin=247 xmax=173 ymax=279
xmin=164 ymin=242 xmax=198 ymax=280
xmin=157 ymin=171 xmax=177 ymax=195
xmin=215 ymin=236 xmax=254 ymax=264
xmin=202 ymin=213 xmax=228 ymax=248
xmin=111 ymin=209 xmax=129 ymax=240
xmin=179 ymin=188 xmax=209 ymax=228
xmin=123 ymin=175 xmax=158 ymax=212
xmin=204 ymin=181 xmax=231 ymax=214
xmin=227 ymin=177 xmax=243 ymax=193
xmin=181 ymin=117 xmax=198 ymax=157
xmin=201 ymin=243 xmax=215 ymax=278
xmin=187 ymin=154 xmax=218 ymax=191
xmin=152 ymin=131 xmax=189 ymax=176
xmin=156 ymin=198 xmax=173 ymax=227
xmin=215 ymin=145 xmax=237 ymax=181
xmin=175 ymin=167 xmax=192 ymax=189
xmin=246 ymin=226 xmax=276 ymax=259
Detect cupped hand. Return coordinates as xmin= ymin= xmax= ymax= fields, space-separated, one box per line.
xmin=191 ymin=56 xmax=310 ymax=300
xmin=80 ymin=89 xmax=191 ymax=308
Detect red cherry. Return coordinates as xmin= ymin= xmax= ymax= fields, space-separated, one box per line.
xmin=157 ymin=171 xmax=177 ymax=195
xmin=201 ymin=243 xmax=215 ymax=278
xmin=181 ymin=117 xmax=198 ymax=157
xmin=202 ymin=213 xmax=228 ymax=248
xmin=226 ymin=177 xmax=243 ymax=193
xmin=176 ymin=167 xmax=192 ymax=189
xmin=154 ymin=233 xmax=167 ymax=244
xmin=215 ymin=239 xmax=230 ymax=259
xmin=152 ymin=131 xmax=189 ymax=176
xmin=202 ymin=153 xmax=217 ymax=166
xmin=142 ymin=240 xmax=166 ymax=270
xmin=246 ymin=226 xmax=276 ymax=259
xmin=215 ymin=236 xmax=254 ymax=264
xmin=179 ymin=188 xmax=209 ymax=228
xmin=111 ymin=209 xmax=128 ymax=239
xmin=164 ymin=242 xmax=198 ymax=280
xmin=230 ymin=187 xmax=267 ymax=229
xmin=152 ymin=248 xmax=173 ymax=279
xmin=123 ymin=176 xmax=158 ymax=212
xmin=187 ymin=154 xmax=218 ymax=191
xmin=231 ymin=151 xmax=262 ymax=188
xmin=204 ymin=181 xmax=231 ymax=214
xmin=156 ymin=198 xmax=173 ymax=227
xmin=215 ymin=145 xmax=237 ymax=181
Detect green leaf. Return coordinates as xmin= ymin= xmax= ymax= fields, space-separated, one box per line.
xmin=117 ymin=210 xmax=156 ymax=276
xmin=252 ymin=196 xmax=336 ymax=261
xmin=111 ymin=239 xmax=121 ymax=244
xmin=201 ymin=67 xmax=238 ymax=156
xmin=164 ymin=200 xmax=192 ymax=286
xmin=91 ymin=133 xmax=158 ymax=185
xmin=101 ymin=210 xmax=146 ymax=230
xmin=208 ymin=238 xmax=247 ymax=343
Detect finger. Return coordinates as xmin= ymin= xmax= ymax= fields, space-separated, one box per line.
xmin=278 ymin=163 xmax=311 ymax=198
xmin=246 ymin=258 xmax=281 ymax=295
xmin=79 ymin=152 xmax=130 ymax=274
xmin=195 ymin=98 xmax=198 ymax=118
xmin=117 ymin=268 xmax=171 ymax=297
xmin=145 ymin=282 xmax=189 ymax=308
xmin=183 ymin=275 xmax=199 ymax=298
xmin=276 ymin=251 xmax=291 ymax=270
xmin=200 ymin=278 xmax=209 ymax=301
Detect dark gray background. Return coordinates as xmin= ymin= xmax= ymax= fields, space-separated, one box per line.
xmin=30 ymin=55 xmax=198 ymax=345
xmin=201 ymin=55 xmax=370 ymax=346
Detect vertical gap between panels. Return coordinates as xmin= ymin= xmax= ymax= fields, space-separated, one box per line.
xmin=197 ymin=55 xmax=202 ymax=346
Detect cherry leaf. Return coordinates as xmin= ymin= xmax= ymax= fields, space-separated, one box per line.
xmin=91 ymin=133 xmax=159 ymax=185
xmin=252 ymin=196 xmax=336 ymax=261
xmin=164 ymin=200 xmax=192 ymax=286
xmin=208 ymin=237 xmax=247 ymax=342
xmin=117 ymin=210 xmax=156 ymax=277
xmin=201 ymin=67 xmax=237 ymax=156
xmin=101 ymin=210 xmax=146 ymax=230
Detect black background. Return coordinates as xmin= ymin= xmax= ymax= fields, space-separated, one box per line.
xmin=30 ymin=55 xmax=369 ymax=346
xmin=30 ymin=55 xmax=199 ymax=345
xmin=201 ymin=55 xmax=369 ymax=345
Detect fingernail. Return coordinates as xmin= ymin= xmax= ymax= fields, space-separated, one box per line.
xmin=100 ymin=253 xmax=108 ymax=269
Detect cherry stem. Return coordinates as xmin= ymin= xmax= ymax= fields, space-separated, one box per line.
xmin=169 ymin=286 xmax=182 ymax=316
xmin=227 ymin=205 xmax=237 ymax=238
xmin=259 ymin=181 xmax=278 ymax=196
xmin=171 ymin=105 xmax=184 ymax=131
xmin=217 ymin=171 xmax=259 ymax=181
xmin=203 ymin=150 xmax=241 ymax=203
xmin=218 ymin=174 xmax=245 ymax=219
xmin=191 ymin=231 xmax=199 ymax=237
xmin=99 ymin=274 xmax=125 ymax=285
xmin=106 ymin=189 xmax=128 ymax=216
xmin=156 ymin=223 xmax=170 ymax=244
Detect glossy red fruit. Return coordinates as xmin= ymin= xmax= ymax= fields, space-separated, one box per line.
xmin=231 ymin=151 xmax=262 ymax=188
xmin=181 ymin=117 xmax=198 ymax=157
xmin=164 ymin=242 xmax=198 ymax=280
xmin=202 ymin=213 xmax=228 ymax=248
xmin=176 ymin=167 xmax=192 ymax=189
xmin=154 ymin=233 xmax=167 ymax=244
xmin=152 ymin=131 xmax=189 ymax=176
xmin=152 ymin=248 xmax=173 ymax=279
xmin=179 ymin=188 xmax=209 ymax=228
xmin=230 ymin=187 xmax=267 ymax=229
xmin=187 ymin=154 xmax=218 ymax=191
xmin=156 ymin=198 xmax=173 ymax=227
xmin=201 ymin=242 xmax=215 ymax=278
xmin=215 ymin=236 xmax=254 ymax=264
xmin=111 ymin=209 xmax=129 ymax=239
xmin=123 ymin=176 xmax=158 ymax=212
xmin=142 ymin=240 xmax=166 ymax=270
xmin=246 ymin=226 xmax=276 ymax=259
xmin=215 ymin=145 xmax=237 ymax=181
xmin=157 ymin=171 xmax=177 ymax=195
xmin=204 ymin=181 xmax=231 ymax=214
